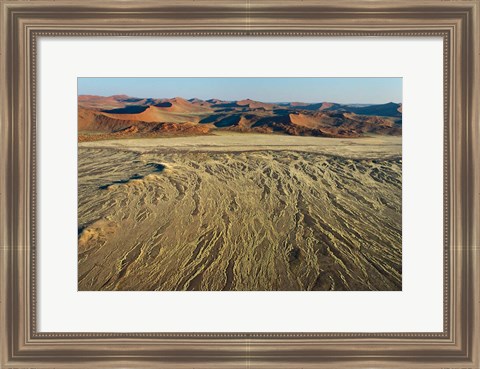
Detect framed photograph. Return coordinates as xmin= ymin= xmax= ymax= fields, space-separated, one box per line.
xmin=77 ymin=76 xmax=403 ymax=293
xmin=1 ymin=1 xmax=478 ymax=368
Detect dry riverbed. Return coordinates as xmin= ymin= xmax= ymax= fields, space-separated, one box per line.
xmin=78 ymin=133 xmax=402 ymax=291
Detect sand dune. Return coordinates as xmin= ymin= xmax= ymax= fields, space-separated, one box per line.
xmin=103 ymin=105 xmax=205 ymax=124
xmin=78 ymin=95 xmax=402 ymax=141
xmin=78 ymin=133 xmax=401 ymax=291
xmin=237 ymin=98 xmax=276 ymax=110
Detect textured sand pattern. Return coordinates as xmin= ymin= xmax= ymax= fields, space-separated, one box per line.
xmin=78 ymin=134 xmax=401 ymax=291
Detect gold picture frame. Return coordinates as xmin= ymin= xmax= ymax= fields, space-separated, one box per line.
xmin=1 ymin=0 xmax=479 ymax=368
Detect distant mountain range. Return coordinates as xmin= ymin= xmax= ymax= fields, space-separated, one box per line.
xmin=78 ymin=95 xmax=402 ymax=141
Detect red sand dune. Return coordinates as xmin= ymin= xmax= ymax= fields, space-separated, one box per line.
xmin=237 ymin=99 xmax=276 ymax=110
xmin=154 ymin=97 xmax=212 ymax=114
xmin=78 ymin=94 xmax=402 ymax=141
xmin=103 ymin=106 xmax=201 ymax=123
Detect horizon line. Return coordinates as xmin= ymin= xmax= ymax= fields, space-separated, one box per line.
xmin=78 ymin=94 xmax=402 ymax=105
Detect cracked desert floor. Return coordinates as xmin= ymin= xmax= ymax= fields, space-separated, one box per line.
xmin=78 ymin=133 xmax=401 ymax=291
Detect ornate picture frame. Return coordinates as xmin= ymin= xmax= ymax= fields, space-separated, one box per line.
xmin=1 ymin=1 xmax=478 ymax=368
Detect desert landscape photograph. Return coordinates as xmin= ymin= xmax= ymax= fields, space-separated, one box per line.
xmin=77 ymin=77 xmax=402 ymax=291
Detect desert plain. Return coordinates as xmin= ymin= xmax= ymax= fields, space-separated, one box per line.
xmin=78 ymin=95 xmax=402 ymax=291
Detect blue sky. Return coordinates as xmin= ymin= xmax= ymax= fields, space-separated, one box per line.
xmin=78 ymin=77 xmax=402 ymax=104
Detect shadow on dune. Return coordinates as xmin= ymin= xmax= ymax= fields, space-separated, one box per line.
xmin=214 ymin=115 xmax=242 ymax=127
xmin=154 ymin=102 xmax=173 ymax=108
xmin=103 ymin=105 xmax=149 ymax=114
xmin=211 ymin=102 xmax=238 ymax=108
xmin=199 ymin=114 xmax=226 ymax=124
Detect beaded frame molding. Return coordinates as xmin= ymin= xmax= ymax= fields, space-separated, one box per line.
xmin=1 ymin=1 xmax=479 ymax=368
